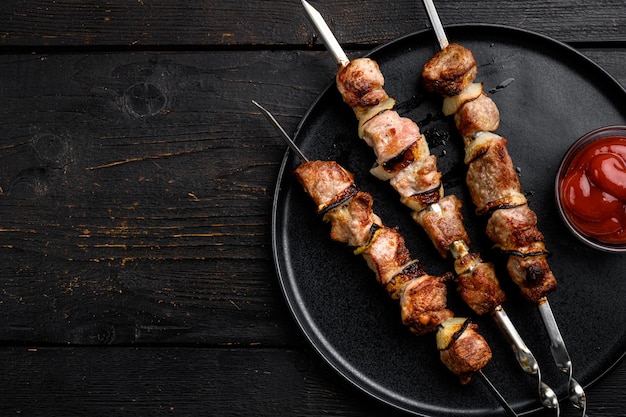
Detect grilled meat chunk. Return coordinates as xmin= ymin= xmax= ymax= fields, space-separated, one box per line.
xmin=370 ymin=137 xmax=431 ymax=180
xmin=294 ymin=160 xmax=356 ymax=213
xmin=422 ymin=43 xmax=478 ymax=96
xmin=390 ymin=154 xmax=441 ymax=199
xmin=385 ymin=260 xmax=424 ymax=300
xmin=456 ymin=260 xmax=506 ymax=315
xmin=486 ymin=204 xmax=544 ymax=252
xmin=323 ymin=191 xmax=383 ymax=247
xmin=507 ymin=254 xmax=557 ymax=303
xmin=361 ymin=226 xmax=413 ymax=287
xmin=454 ymin=93 xmax=500 ymax=140
xmin=465 ymin=135 xmax=525 ymax=214
xmin=412 ymin=195 xmax=470 ymax=257
xmin=336 ymin=58 xmax=390 ymax=120
xmin=361 ymin=110 xmax=422 ymax=165
xmin=400 ymin=273 xmax=454 ymax=335
xmin=437 ymin=318 xmax=492 ymax=384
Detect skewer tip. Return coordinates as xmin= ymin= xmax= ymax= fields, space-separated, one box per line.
xmin=251 ymin=100 xmax=309 ymax=162
xmin=299 ymin=0 xmax=350 ymax=67
xmin=477 ymin=370 xmax=519 ymax=417
xmin=421 ymin=0 xmax=450 ymax=49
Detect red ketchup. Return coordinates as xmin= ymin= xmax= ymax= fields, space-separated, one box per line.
xmin=559 ymin=136 xmax=626 ymax=243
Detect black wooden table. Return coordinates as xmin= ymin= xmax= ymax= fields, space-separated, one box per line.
xmin=0 ymin=1 xmax=624 ymax=416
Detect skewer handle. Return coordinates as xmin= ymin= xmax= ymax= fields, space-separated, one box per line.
xmin=538 ymin=299 xmax=588 ymax=415
xmin=537 ymin=299 xmax=571 ymax=370
xmin=493 ymin=306 xmax=560 ymax=413
xmin=492 ymin=306 xmax=538 ymax=375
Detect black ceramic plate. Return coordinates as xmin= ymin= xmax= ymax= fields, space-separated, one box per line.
xmin=272 ymin=24 xmax=626 ymax=416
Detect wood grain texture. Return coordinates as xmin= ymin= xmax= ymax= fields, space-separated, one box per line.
xmin=0 ymin=0 xmax=624 ymax=415
xmin=0 ymin=346 xmax=622 ymax=417
xmin=0 ymin=0 xmax=624 ymax=48
xmin=0 ymin=50 xmax=338 ymax=346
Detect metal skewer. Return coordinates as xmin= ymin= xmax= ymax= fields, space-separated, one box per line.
xmin=251 ymin=100 xmax=309 ymax=162
xmin=422 ymin=0 xmax=449 ymax=49
xmin=254 ymin=98 xmax=518 ymax=416
xmin=477 ymin=370 xmax=519 ymax=417
xmin=301 ymin=0 xmax=349 ymax=68
xmin=539 ymin=298 xmax=588 ymax=416
xmin=419 ymin=1 xmax=586 ymax=415
xmin=493 ymin=306 xmax=560 ymax=415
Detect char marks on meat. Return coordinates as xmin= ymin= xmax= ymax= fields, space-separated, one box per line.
xmin=336 ymin=58 xmax=390 ymax=120
xmin=465 ymin=135 xmax=523 ymax=215
xmin=362 ymin=110 xmax=423 ymax=164
xmin=294 ymin=160 xmax=356 ymax=212
xmin=400 ymin=273 xmax=454 ymax=335
xmin=412 ymin=195 xmax=469 ymax=258
xmin=456 ymin=261 xmax=506 ymax=315
xmin=422 ymin=43 xmax=478 ymax=97
xmin=454 ymin=93 xmax=500 ymax=140
xmin=323 ymin=191 xmax=383 ymax=247
xmin=438 ymin=320 xmax=492 ymax=384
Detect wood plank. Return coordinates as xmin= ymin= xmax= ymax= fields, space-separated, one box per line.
xmin=0 ymin=345 xmax=623 ymax=416
xmin=0 ymin=51 xmax=335 ymax=263
xmin=0 ymin=255 xmax=301 ymax=345
xmin=0 ymin=0 xmax=624 ymax=48
xmin=0 ymin=50 xmax=337 ymax=346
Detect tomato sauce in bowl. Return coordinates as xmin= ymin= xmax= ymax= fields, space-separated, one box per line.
xmin=556 ymin=126 xmax=626 ymax=252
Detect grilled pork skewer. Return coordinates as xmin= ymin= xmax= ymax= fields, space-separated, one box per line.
xmin=254 ymin=100 xmax=518 ymax=416
xmin=422 ymin=46 xmax=557 ymax=302
xmin=299 ymin=2 xmax=556 ymax=413
xmin=419 ymin=1 xmax=586 ymax=415
xmin=336 ymin=56 xmax=507 ymax=315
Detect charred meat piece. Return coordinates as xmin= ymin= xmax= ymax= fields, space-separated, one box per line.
xmin=465 ymin=135 xmax=525 ymax=215
xmin=486 ymin=204 xmax=545 ymax=252
xmin=422 ymin=43 xmax=478 ymax=97
xmin=385 ymin=260 xmax=424 ymax=300
xmin=361 ymin=110 xmax=422 ymax=165
xmin=454 ymin=93 xmax=500 ymax=140
xmin=437 ymin=318 xmax=492 ymax=384
xmin=400 ymin=273 xmax=454 ymax=335
xmin=507 ymin=254 xmax=557 ymax=303
xmin=390 ymin=154 xmax=441 ymax=199
xmin=336 ymin=58 xmax=390 ymax=120
xmin=370 ymin=136 xmax=431 ymax=181
xmin=323 ymin=191 xmax=383 ymax=247
xmin=294 ymin=160 xmax=357 ymax=213
xmin=412 ymin=195 xmax=470 ymax=258
xmin=456 ymin=259 xmax=506 ymax=316
xmin=361 ymin=226 xmax=413 ymax=287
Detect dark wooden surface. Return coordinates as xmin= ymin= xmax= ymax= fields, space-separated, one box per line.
xmin=0 ymin=1 xmax=624 ymax=416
